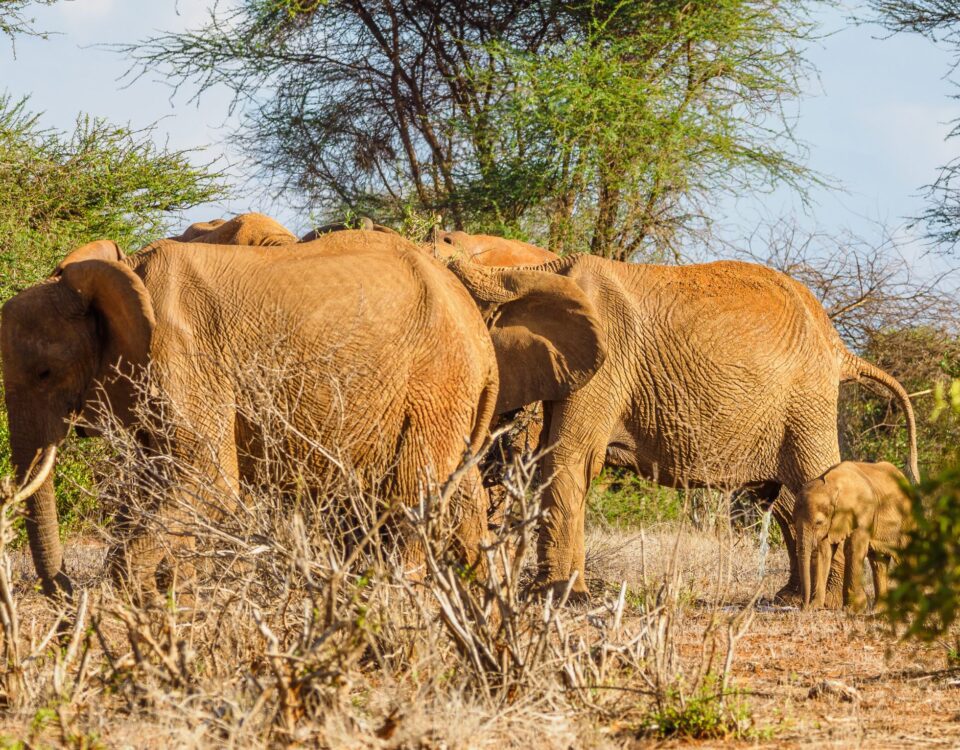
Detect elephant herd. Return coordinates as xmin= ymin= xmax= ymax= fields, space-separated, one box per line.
xmin=1 ymin=213 xmax=918 ymax=610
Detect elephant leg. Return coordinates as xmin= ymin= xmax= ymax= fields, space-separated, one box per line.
xmin=823 ymin=543 xmax=846 ymax=610
xmin=811 ymin=540 xmax=834 ymax=608
xmin=536 ymin=429 xmax=607 ymax=603
xmin=450 ymin=465 xmax=493 ymax=580
xmin=843 ymin=529 xmax=870 ymax=613
xmin=388 ymin=408 xmax=492 ymax=579
xmin=777 ymin=426 xmax=842 ymax=603
xmin=869 ymin=550 xmax=890 ymax=604
xmin=771 ymin=488 xmax=801 ymax=604
xmin=108 ymin=405 xmax=240 ymax=601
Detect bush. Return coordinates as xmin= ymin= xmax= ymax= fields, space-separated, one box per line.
xmin=0 ymin=95 xmax=226 ymax=299
xmin=0 ymin=360 xmax=764 ymax=745
xmin=840 ymin=326 xmax=960 ymax=477
xmin=643 ymin=679 xmax=752 ymax=740
xmin=587 ymin=469 xmax=685 ymax=529
xmin=885 ymin=381 xmax=960 ymax=656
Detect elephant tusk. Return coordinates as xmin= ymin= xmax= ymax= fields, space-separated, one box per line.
xmin=12 ymin=446 xmax=57 ymax=504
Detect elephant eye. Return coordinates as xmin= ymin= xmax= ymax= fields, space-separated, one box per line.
xmin=442 ymin=236 xmax=453 ymax=244
xmin=37 ymin=368 xmax=52 ymax=380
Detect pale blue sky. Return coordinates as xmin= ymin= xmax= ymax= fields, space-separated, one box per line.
xmin=1 ymin=0 xmax=957 ymax=252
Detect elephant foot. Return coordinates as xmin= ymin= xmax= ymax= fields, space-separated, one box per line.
xmin=773 ymin=582 xmax=803 ymax=607
xmin=528 ymin=576 xmax=592 ymax=607
xmin=844 ymin=596 xmax=868 ymax=614
xmin=823 ymin=586 xmax=844 ymax=611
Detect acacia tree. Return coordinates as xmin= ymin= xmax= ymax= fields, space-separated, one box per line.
xmin=869 ymin=2 xmax=960 ymax=250
xmin=132 ymin=0 xmax=819 ymax=259
xmin=0 ymin=0 xmax=58 ymax=42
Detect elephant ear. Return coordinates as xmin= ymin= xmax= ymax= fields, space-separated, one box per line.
xmin=54 ymin=239 xmax=124 ymax=273
xmin=57 ymin=255 xmax=155 ymax=375
xmin=450 ymin=261 xmax=606 ymax=413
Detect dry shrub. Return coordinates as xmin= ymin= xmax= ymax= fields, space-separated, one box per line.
xmin=0 ymin=355 xmax=765 ymax=747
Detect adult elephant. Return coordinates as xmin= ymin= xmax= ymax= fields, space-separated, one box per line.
xmin=1 ymin=230 xmax=605 ymax=599
xmin=172 ymin=212 xmax=298 ymax=246
xmin=446 ymin=244 xmax=918 ymax=603
xmin=430 ymin=231 xmax=561 ymax=506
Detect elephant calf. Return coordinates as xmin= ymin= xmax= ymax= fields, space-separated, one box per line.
xmin=794 ymin=461 xmax=912 ymax=612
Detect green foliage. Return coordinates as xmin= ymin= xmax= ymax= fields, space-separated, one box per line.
xmin=482 ymin=0 xmax=818 ymax=258
xmin=839 ymin=326 xmax=960 ymax=476
xmin=642 ymin=678 xmax=753 ymax=740
xmin=884 ymin=381 xmax=960 ymax=654
xmin=0 ymin=95 xmax=227 ymax=536
xmin=587 ymin=469 xmax=684 ymax=528
xmin=0 ymin=0 xmax=60 ymax=43
xmin=132 ymin=0 xmax=820 ymax=259
xmin=0 ymin=95 xmax=226 ymax=299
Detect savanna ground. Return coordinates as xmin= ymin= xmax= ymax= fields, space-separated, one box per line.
xmin=1 ymin=463 xmax=957 ymax=750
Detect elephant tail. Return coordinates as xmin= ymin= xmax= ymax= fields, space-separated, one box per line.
xmin=842 ymin=351 xmax=920 ymax=483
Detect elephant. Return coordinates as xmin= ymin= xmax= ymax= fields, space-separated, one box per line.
xmin=427 ymin=232 xmax=560 ymax=528
xmin=443 ymin=245 xmax=919 ymax=603
xmin=300 ymin=216 xmax=397 ymax=243
xmin=1 ymin=230 xmax=605 ymax=599
xmin=795 ymin=461 xmax=912 ymax=612
xmin=174 ymin=218 xmax=226 ymax=241
xmin=172 ymin=212 xmax=298 ymax=246
xmin=432 ymin=230 xmax=559 ymax=266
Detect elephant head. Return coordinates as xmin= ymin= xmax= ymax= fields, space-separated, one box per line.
xmin=447 ymin=261 xmax=605 ymax=414
xmin=173 ymin=218 xmax=227 ymax=242
xmin=433 ymin=231 xmax=559 ymax=266
xmin=173 ymin=213 xmax=297 ymax=246
xmin=1 ymin=240 xmax=155 ymax=598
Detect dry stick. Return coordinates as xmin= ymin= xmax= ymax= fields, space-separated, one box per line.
xmin=52 ymin=589 xmax=89 ymax=699
xmin=720 ymin=589 xmax=762 ymax=702
xmin=251 ymin=607 xmax=298 ymax=736
xmin=0 ymin=445 xmax=59 ymax=705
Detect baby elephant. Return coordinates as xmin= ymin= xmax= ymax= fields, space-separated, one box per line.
xmin=794 ymin=461 xmax=912 ymax=612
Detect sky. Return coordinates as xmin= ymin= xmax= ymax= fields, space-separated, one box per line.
xmin=1 ymin=1 xmax=958 ymax=252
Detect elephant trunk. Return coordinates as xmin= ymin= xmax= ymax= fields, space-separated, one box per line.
xmin=8 ymin=411 xmax=72 ymax=599
xmin=799 ymin=530 xmax=814 ymax=608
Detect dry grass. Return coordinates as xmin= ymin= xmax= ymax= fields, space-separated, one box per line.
xmin=1 ymin=365 xmax=958 ymax=748
xmin=2 ymin=523 xmax=959 ymax=747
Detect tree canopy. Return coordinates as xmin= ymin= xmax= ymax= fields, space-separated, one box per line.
xmin=0 ymin=91 xmax=227 ymax=527
xmin=132 ymin=0 xmax=820 ymax=260
xmin=0 ymin=0 xmax=58 ymax=42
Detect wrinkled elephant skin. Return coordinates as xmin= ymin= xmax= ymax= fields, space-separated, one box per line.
xmin=1 ymin=230 xmax=606 ymax=598
xmin=524 ymin=254 xmax=919 ymax=601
